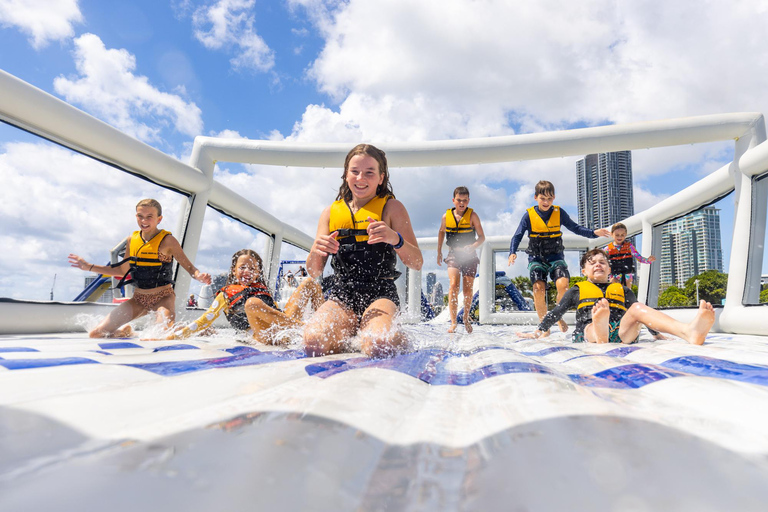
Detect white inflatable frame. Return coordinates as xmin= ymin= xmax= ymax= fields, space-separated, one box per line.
xmin=1 ymin=69 xmax=767 ymax=335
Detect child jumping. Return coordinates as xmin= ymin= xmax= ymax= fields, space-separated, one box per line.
xmin=606 ymin=222 xmax=656 ymax=288
xmin=170 ymin=249 xmax=323 ymax=344
xmin=508 ymin=180 xmax=611 ymax=334
xmin=437 ymin=186 xmax=485 ymax=333
xmin=68 ymin=199 xmax=211 ymax=338
xmin=521 ymin=248 xmax=715 ymax=345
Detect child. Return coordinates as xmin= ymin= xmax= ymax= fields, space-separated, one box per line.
xmin=170 ymin=249 xmax=323 ymax=344
xmin=304 ymin=144 xmax=423 ymax=358
xmin=68 ymin=199 xmax=211 ymax=338
xmin=606 ymin=222 xmax=656 ymax=288
xmin=521 ymin=248 xmax=715 ymax=345
xmin=437 ymin=186 xmax=486 ymax=333
xmin=508 ymin=181 xmax=611 ymax=334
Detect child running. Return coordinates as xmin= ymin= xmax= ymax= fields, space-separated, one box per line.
xmin=68 ymin=199 xmax=211 ymax=338
xmin=521 ymin=248 xmax=715 ymax=345
xmin=508 ymin=181 xmax=611 ymax=334
xmin=169 ymin=249 xmax=323 ymax=344
xmin=304 ymin=144 xmax=423 ymax=358
xmin=606 ymin=222 xmax=656 ymax=288
xmin=437 ymin=186 xmax=486 ymax=333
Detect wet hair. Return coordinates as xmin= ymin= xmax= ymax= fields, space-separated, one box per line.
xmin=227 ymin=249 xmax=266 ymax=286
xmin=580 ymin=248 xmax=609 ymax=269
xmin=453 ymin=186 xmax=470 ymax=198
xmin=534 ymin=181 xmax=555 ymax=197
xmin=336 ymin=144 xmax=395 ymax=202
xmin=611 ymin=222 xmax=627 ymax=233
xmin=136 ymin=198 xmax=162 ymax=217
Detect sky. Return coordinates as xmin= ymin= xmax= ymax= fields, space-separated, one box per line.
xmin=1 ymin=0 xmax=768 ymax=301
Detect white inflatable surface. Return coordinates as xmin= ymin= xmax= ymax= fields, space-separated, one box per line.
xmin=2 ymin=324 xmax=768 ymax=511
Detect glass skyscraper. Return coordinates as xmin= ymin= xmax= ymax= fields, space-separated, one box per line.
xmin=659 ymin=206 xmax=723 ymax=288
xmin=576 ymin=151 xmax=634 ymax=230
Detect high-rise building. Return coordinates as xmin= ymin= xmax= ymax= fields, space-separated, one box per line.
xmin=426 ymin=272 xmax=436 ymax=297
xmin=659 ymin=206 xmax=723 ymax=288
xmin=576 ymin=151 xmax=634 ymax=230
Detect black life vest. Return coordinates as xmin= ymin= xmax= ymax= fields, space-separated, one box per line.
xmin=113 ymin=230 xmax=175 ymax=289
xmin=606 ymin=241 xmax=635 ymax=274
xmin=221 ymin=283 xmax=275 ymax=327
xmin=575 ymin=281 xmax=626 ymax=326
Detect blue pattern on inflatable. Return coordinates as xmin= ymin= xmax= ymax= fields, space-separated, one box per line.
xmin=99 ymin=342 xmax=143 ymax=350
xmin=0 ymin=357 xmax=98 ymax=370
xmin=128 ymin=347 xmax=306 ymax=376
xmin=0 ymin=347 xmax=38 ymax=353
xmin=153 ymin=344 xmax=199 ymax=352
xmin=660 ymin=356 xmax=768 ymax=385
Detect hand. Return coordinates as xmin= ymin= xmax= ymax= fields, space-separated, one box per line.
xmin=648 ymin=256 xmax=657 ymax=263
xmin=508 ymin=253 xmax=517 ymax=266
xmin=194 ymin=270 xmax=212 ymax=285
xmin=68 ymin=253 xmax=90 ymax=271
xmin=594 ymin=228 xmax=611 ymax=237
xmin=437 ymin=252 xmax=442 ymax=266
xmin=366 ymin=216 xmax=397 ymax=245
xmin=519 ymin=329 xmax=545 ymax=339
xmin=311 ymin=231 xmax=340 ymax=256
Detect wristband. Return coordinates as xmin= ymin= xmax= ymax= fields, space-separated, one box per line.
xmin=89 ymin=264 xmax=94 ymax=272
xmin=392 ymin=232 xmax=404 ymax=249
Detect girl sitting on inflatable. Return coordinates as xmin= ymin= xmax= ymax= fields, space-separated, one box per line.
xmin=171 ymin=249 xmax=323 ymax=344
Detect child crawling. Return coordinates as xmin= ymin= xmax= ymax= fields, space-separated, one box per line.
xmin=170 ymin=249 xmax=323 ymax=344
xmin=521 ymin=248 xmax=715 ymax=345
xmin=68 ymin=199 xmax=211 ymax=338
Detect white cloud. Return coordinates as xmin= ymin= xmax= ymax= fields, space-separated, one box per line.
xmin=53 ymin=34 xmax=203 ymax=143
xmin=0 ymin=0 xmax=82 ymax=49
xmin=192 ymin=0 xmax=275 ymax=72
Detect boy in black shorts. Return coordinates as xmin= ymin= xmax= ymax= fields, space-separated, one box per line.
xmin=438 ymin=186 xmax=486 ymax=333
xmin=508 ymin=181 xmax=610 ymax=334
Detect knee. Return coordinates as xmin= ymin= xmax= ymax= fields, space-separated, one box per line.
xmin=245 ymin=297 xmax=268 ymax=312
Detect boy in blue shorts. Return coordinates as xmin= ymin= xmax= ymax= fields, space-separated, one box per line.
xmin=521 ymin=248 xmax=715 ymax=345
xmin=508 ymin=180 xmax=611 ymax=334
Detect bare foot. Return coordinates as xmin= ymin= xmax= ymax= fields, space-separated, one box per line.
xmin=558 ymin=319 xmax=568 ymax=333
xmin=113 ymin=324 xmax=134 ymax=338
xmin=464 ymin=319 xmax=473 ymax=334
xmin=448 ymin=323 xmax=458 ymax=333
xmin=591 ymin=299 xmax=610 ymax=343
xmin=683 ymin=300 xmax=715 ymax=346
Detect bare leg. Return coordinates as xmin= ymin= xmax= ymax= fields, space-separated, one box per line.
xmin=555 ymin=276 xmax=569 ymax=332
xmin=359 ymin=298 xmax=406 ymax=358
xmin=303 ymin=300 xmax=358 ymax=356
xmin=532 ymin=280 xmax=549 ymax=336
xmin=462 ymin=273 xmax=475 ymax=333
xmin=153 ymin=293 xmax=177 ymax=331
xmin=619 ymin=300 xmax=715 ymax=345
xmin=584 ymin=299 xmax=610 ymax=343
xmin=89 ymin=299 xmax=145 ymax=338
xmin=283 ymin=279 xmax=324 ymax=322
xmin=447 ymin=267 xmax=461 ymax=333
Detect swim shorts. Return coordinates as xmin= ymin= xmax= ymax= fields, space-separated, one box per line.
xmin=572 ymin=320 xmax=638 ymax=344
xmin=528 ymin=258 xmax=569 ymax=284
xmin=327 ymin=278 xmax=400 ymax=318
xmin=445 ymin=250 xmax=479 ymax=277
xmin=609 ymin=273 xmax=635 ymax=286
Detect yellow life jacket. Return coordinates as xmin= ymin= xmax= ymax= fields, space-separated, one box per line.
xmin=125 ymin=229 xmax=174 ymax=289
xmin=328 ymin=195 xmax=399 ymax=281
xmin=576 ymin=280 xmax=626 ymax=314
xmin=445 ymin=207 xmax=476 ymax=249
xmin=526 ymin=206 xmax=564 ymax=256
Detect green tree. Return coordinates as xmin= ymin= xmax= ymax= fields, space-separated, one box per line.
xmin=683 ymin=270 xmax=728 ymax=305
xmin=512 ymin=276 xmax=533 ymax=298
xmin=658 ymin=285 xmax=692 ymax=308
xmin=760 ymin=287 xmax=768 ymax=304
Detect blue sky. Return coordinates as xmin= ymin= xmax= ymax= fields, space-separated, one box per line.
xmin=1 ymin=0 xmax=767 ymax=300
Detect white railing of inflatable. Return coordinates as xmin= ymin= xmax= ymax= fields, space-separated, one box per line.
xmin=1 ymin=68 xmax=767 ymax=335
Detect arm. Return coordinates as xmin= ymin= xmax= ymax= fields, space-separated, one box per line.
xmin=527 ymin=287 xmax=579 ymax=337
xmin=377 ymin=198 xmax=423 ymax=270
xmin=467 ymin=211 xmax=486 ymax=251
xmin=436 ymin=214 xmax=447 ymax=266
xmin=508 ymin=214 xmax=529 ymax=265
xmin=306 ymin=207 xmax=334 ymax=279
xmin=68 ymin=236 xmax=132 ymax=276
xmin=630 ymin=244 xmax=656 ymax=264
xmin=560 ymin=209 xmax=610 ymax=238
xmin=171 ymin=292 xmax=227 ymax=339
xmin=161 ymin=235 xmax=212 ymax=284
